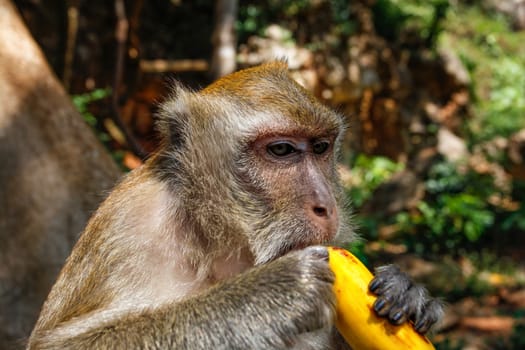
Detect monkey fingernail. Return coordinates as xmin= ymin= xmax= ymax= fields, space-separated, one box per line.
xmin=369 ymin=279 xmax=381 ymax=293
xmin=306 ymin=246 xmax=329 ymax=260
xmin=390 ymin=311 xmax=404 ymax=324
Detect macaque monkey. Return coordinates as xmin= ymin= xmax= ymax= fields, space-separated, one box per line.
xmin=28 ymin=62 xmax=442 ymax=349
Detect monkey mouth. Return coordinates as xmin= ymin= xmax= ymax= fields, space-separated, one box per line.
xmin=281 ymin=230 xmax=336 ymax=256
xmin=255 ymin=220 xmax=338 ymax=264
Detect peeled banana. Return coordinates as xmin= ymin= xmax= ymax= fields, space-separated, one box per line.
xmin=327 ymin=246 xmax=435 ymax=350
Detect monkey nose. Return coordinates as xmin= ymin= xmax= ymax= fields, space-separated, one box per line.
xmin=308 ymin=202 xmax=338 ymax=240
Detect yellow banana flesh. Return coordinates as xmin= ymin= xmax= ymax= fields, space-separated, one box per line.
xmin=327 ymin=247 xmax=435 ymax=350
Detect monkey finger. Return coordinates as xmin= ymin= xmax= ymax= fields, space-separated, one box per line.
xmin=369 ymin=265 xmax=412 ymax=296
xmin=413 ymin=299 xmax=445 ymax=334
xmin=372 ymin=295 xmax=394 ymax=317
xmin=305 ymin=245 xmax=329 ymax=261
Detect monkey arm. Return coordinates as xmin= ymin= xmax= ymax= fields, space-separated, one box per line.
xmin=28 ymin=247 xmax=335 ymax=350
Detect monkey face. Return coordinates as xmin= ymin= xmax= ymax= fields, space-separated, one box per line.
xmin=236 ymin=125 xmax=346 ymax=265
xmin=154 ymin=61 xmax=352 ymax=265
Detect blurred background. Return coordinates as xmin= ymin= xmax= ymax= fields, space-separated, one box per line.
xmin=3 ymin=0 xmax=525 ymax=348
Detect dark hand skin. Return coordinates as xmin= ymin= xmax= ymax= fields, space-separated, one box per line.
xmin=369 ymin=265 xmax=444 ymax=333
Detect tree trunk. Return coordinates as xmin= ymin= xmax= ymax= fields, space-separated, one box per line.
xmin=209 ymin=0 xmax=238 ymax=79
xmin=0 ymin=1 xmax=121 ymax=347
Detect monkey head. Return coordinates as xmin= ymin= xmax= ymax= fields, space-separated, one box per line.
xmin=153 ymin=61 xmax=352 ymax=266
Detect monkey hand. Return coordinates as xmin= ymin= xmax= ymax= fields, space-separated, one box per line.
xmin=190 ymin=245 xmax=337 ymax=348
xmin=167 ymin=245 xmax=338 ymax=349
xmin=266 ymin=246 xmax=336 ymax=334
xmin=368 ymin=265 xmax=444 ymax=334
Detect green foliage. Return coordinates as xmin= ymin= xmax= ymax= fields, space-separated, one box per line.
xmin=236 ymin=4 xmax=264 ymax=37
xmin=441 ymin=5 xmax=525 ymax=144
xmin=72 ymin=89 xmax=109 ymax=130
xmin=237 ymin=1 xmax=312 ymax=39
xmin=501 ymin=180 xmax=525 ymax=232
xmin=343 ymin=155 xmax=403 ymax=243
xmin=477 ymin=57 xmax=525 ymax=142
xmin=372 ymin=3 xmax=525 ymax=255
xmin=347 ymin=155 xmax=404 ymax=208
xmin=377 ymin=158 xmax=525 ymax=255
xmin=394 ymin=161 xmax=496 ymax=254
xmin=329 ymin=0 xmax=354 ymax=36
xmin=372 ymin=0 xmax=449 ymax=45
xmin=371 ymin=0 xmax=409 ymax=41
xmin=72 ymin=89 xmax=124 ymax=166
xmin=236 ymin=1 xmax=354 ymax=44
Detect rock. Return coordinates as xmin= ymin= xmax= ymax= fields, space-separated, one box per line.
xmin=437 ymin=127 xmax=469 ymax=162
xmin=485 ymin=0 xmax=525 ymax=30
xmin=440 ymin=48 xmax=470 ymax=86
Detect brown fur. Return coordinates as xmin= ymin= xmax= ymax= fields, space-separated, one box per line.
xmin=28 ymin=62 xmax=353 ymax=349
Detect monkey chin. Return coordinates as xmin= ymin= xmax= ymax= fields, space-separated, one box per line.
xmin=277 ymin=226 xmax=339 ymax=261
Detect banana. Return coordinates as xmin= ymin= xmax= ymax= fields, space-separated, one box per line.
xmin=327 ymin=246 xmax=435 ymax=350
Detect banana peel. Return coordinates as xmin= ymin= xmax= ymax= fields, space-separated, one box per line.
xmin=327 ymin=246 xmax=435 ymax=350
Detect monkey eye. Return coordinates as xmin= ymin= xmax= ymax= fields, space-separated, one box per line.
xmin=312 ymin=140 xmax=330 ymax=154
xmin=267 ymin=142 xmax=297 ymax=157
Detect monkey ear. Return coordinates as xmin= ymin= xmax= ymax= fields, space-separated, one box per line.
xmin=156 ymin=82 xmax=193 ymax=150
